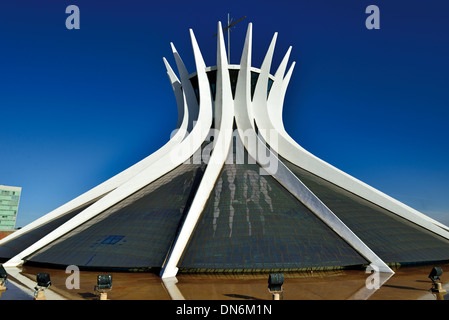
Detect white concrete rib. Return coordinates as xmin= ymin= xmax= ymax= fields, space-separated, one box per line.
xmin=161 ymin=22 xmax=235 ymax=278
xmin=255 ymin=38 xmax=449 ymax=239
xmin=4 ymin=21 xmax=448 ymax=278
xmin=234 ymin=23 xmax=393 ymax=273
xmin=3 ymin=32 xmax=213 ymax=268
xmin=0 ymin=56 xmax=189 ymax=249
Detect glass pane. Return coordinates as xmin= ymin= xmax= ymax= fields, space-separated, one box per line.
xmin=26 ymin=161 xmax=205 ymax=270
xmin=178 ymin=148 xmax=368 ymax=272
xmin=250 ymin=71 xmax=259 ymax=99
xmin=190 ymin=69 xmax=273 ymax=102
xmin=283 ymin=158 xmax=449 ymax=264
xmin=0 ymin=199 xmax=98 ymax=260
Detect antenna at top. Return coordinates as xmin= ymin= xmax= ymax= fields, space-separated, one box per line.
xmin=213 ymin=14 xmax=247 ymax=63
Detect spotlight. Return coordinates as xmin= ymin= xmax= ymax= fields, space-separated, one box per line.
xmin=94 ymin=274 xmax=112 ymax=300
xmin=429 ymin=267 xmax=443 ymax=283
xmin=0 ymin=265 xmax=7 ymax=291
xmin=428 ymin=267 xmax=446 ymax=294
xmin=34 ymin=272 xmax=51 ymax=300
xmin=268 ymin=273 xmax=284 ymax=300
xmin=37 ymin=273 xmax=51 ymax=288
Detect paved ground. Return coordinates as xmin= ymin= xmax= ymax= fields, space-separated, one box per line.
xmin=1 ymin=263 xmax=448 ymax=300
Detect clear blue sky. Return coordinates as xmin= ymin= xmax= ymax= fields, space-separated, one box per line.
xmin=1 ymin=0 xmax=448 ymax=228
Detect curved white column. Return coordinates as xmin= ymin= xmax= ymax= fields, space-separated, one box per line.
xmin=161 ymin=22 xmax=235 ymax=278
xmin=268 ymin=61 xmax=295 ymax=133
xmin=171 ymin=42 xmax=200 ymax=132
xmin=0 ymin=56 xmax=189 ymax=249
xmin=3 ymin=30 xmax=213 ymax=267
xmin=234 ymin=23 xmax=393 ymax=273
xmin=254 ymin=41 xmax=449 ymax=239
xmin=163 ymin=57 xmax=189 ymax=137
xmin=4 ymin=20 xmax=446 ymax=277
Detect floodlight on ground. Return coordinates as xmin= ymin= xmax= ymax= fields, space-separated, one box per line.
xmin=429 ymin=267 xmax=446 ymax=294
xmin=34 ymin=272 xmax=51 ymax=300
xmin=94 ymin=274 xmax=112 ymax=300
xmin=0 ymin=265 xmax=7 ymax=291
xmin=429 ymin=267 xmax=443 ymax=283
xmin=268 ymin=273 xmax=284 ymax=300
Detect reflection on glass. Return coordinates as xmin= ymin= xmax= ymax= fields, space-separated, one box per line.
xmin=179 ymin=148 xmax=368 ymax=272
xmin=0 ymin=200 xmax=97 ymax=260
xmin=189 ymin=69 xmax=273 ymax=102
xmin=27 ymin=161 xmax=204 ymax=270
xmin=282 ymin=158 xmax=449 ymax=265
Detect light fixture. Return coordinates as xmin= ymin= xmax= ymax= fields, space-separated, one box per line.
xmin=268 ymin=273 xmax=284 ymax=300
xmin=34 ymin=272 xmax=51 ymax=300
xmin=428 ymin=267 xmax=446 ymax=294
xmin=94 ymin=274 xmax=112 ymax=300
xmin=0 ymin=265 xmax=7 ymax=291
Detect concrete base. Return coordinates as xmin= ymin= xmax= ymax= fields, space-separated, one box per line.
xmin=269 ymin=290 xmax=283 ymax=300
xmin=431 ymin=283 xmax=447 ymax=294
xmin=34 ymin=290 xmax=46 ymax=300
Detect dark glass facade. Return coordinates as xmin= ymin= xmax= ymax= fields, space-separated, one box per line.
xmin=0 ymin=199 xmax=99 ymax=260
xmin=26 ymin=162 xmax=204 ymax=269
xmin=189 ymin=69 xmax=274 ymax=102
xmin=5 ymin=125 xmax=449 ymax=271
xmin=178 ymin=150 xmax=368 ymax=272
xmin=283 ymin=159 xmax=449 ymax=264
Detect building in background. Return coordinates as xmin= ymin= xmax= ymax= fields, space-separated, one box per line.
xmin=0 ymin=185 xmax=21 ymax=231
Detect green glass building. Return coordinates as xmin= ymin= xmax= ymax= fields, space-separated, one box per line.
xmin=0 ymin=185 xmax=21 ymax=231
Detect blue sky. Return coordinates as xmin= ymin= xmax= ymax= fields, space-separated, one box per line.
xmin=1 ymin=0 xmax=448 ymax=227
